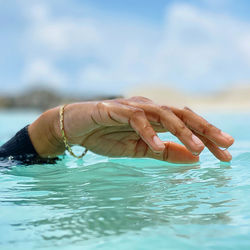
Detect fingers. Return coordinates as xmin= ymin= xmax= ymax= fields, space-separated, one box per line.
xmin=171 ymin=106 xmax=234 ymax=149
xmin=133 ymin=133 xmax=231 ymax=163
xmin=134 ymin=139 xmax=199 ymax=164
xmin=158 ymin=106 xmax=205 ymax=155
xmin=116 ymin=99 xmax=205 ymax=155
xmin=98 ymin=101 xmax=166 ymax=153
xmin=193 ymin=132 xmax=232 ymax=162
xmin=97 ymin=98 xmax=234 ymax=162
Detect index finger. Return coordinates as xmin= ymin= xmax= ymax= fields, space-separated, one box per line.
xmin=170 ymin=107 xmax=234 ymax=148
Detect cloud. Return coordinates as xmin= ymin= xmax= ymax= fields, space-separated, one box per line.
xmin=24 ymin=2 xmax=102 ymax=57
xmin=22 ymin=59 xmax=67 ymax=88
xmin=19 ymin=1 xmax=250 ymax=94
xmin=154 ymin=3 xmax=250 ymax=91
xmin=22 ymin=1 xmax=160 ymax=93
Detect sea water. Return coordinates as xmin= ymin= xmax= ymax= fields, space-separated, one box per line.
xmin=0 ymin=110 xmax=250 ymax=250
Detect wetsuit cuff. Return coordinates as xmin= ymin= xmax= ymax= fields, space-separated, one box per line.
xmin=0 ymin=125 xmax=38 ymax=157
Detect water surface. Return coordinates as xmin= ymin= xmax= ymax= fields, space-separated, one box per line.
xmin=0 ymin=110 xmax=250 ymax=249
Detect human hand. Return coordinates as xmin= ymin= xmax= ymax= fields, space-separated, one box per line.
xmin=53 ymin=96 xmax=234 ymax=163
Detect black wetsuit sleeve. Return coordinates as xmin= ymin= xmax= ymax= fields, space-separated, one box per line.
xmin=0 ymin=125 xmax=37 ymax=157
xmin=0 ymin=125 xmax=58 ymax=165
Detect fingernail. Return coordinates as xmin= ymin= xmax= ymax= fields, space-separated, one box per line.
xmin=192 ymin=134 xmax=204 ymax=147
xmin=153 ymin=135 xmax=165 ymax=150
xmin=223 ymin=149 xmax=232 ymax=160
xmin=221 ymin=132 xmax=233 ymax=140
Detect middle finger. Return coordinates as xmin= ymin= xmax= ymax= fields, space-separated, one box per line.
xmin=171 ymin=107 xmax=234 ymax=148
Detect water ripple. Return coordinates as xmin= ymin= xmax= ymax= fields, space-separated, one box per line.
xmin=1 ymin=113 xmax=250 ymax=249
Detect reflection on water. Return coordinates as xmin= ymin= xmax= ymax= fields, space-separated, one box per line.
xmin=2 ymin=151 xmax=249 ymax=249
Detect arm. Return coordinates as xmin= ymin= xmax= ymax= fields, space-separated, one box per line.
xmin=27 ymin=97 xmax=234 ymax=163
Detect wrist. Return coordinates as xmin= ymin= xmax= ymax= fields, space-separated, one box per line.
xmin=60 ymin=101 xmax=99 ymax=145
xmin=28 ymin=106 xmax=65 ymax=157
xmin=51 ymin=106 xmax=65 ymax=148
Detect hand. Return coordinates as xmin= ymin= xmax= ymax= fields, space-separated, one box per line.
xmin=46 ymin=96 xmax=234 ymax=163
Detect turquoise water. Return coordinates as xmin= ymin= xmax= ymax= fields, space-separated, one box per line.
xmin=0 ymin=110 xmax=250 ymax=250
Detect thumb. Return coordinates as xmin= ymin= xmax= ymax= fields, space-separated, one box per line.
xmin=147 ymin=141 xmax=199 ymax=164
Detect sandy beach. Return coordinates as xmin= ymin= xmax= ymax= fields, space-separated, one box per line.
xmin=125 ymin=83 xmax=250 ymax=113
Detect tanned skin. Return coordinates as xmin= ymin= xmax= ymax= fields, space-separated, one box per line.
xmin=28 ymin=96 xmax=234 ymax=163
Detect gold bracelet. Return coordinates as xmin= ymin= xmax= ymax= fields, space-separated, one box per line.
xmin=59 ymin=105 xmax=88 ymax=159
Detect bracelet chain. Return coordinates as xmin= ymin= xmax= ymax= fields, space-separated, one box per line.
xmin=59 ymin=105 xmax=88 ymax=159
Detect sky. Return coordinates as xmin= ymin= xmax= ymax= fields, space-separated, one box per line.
xmin=0 ymin=0 xmax=250 ymax=96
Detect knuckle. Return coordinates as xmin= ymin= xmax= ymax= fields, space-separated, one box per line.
xmin=128 ymin=108 xmax=145 ymax=127
xmin=130 ymin=96 xmax=152 ymax=103
xmin=131 ymin=107 xmax=144 ymax=117
xmin=170 ymin=127 xmax=178 ymax=136
xmin=177 ymin=111 xmax=184 ymax=121
xmin=178 ymin=121 xmax=186 ymax=131
xmin=96 ymin=101 xmax=106 ymax=110
xmin=160 ymin=105 xmax=171 ymax=112
xmin=129 ymin=108 xmax=145 ymax=123
xmin=97 ymin=100 xmax=114 ymax=109
xmin=143 ymin=124 xmax=154 ymax=134
xmin=183 ymin=106 xmax=192 ymax=112
xmin=173 ymin=123 xmax=189 ymax=137
xmin=201 ymin=123 xmax=214 ymax=135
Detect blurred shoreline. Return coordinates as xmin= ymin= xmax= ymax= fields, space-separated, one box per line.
xmin=0 ymin=88 xmax=121 ymax=111
xmin=1 ymin=84 xmax=250 ymax=112
xmin=125 ymin=84 xmax=250 ymax=113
